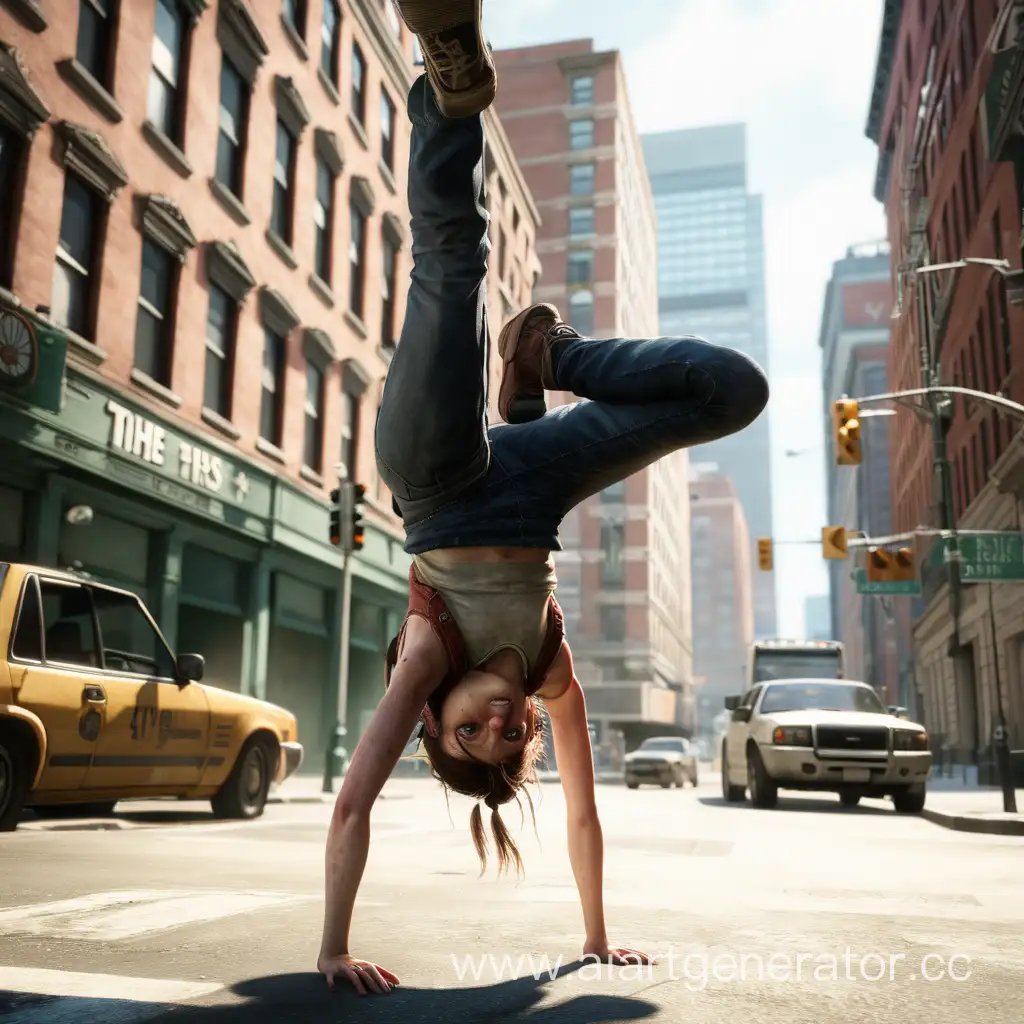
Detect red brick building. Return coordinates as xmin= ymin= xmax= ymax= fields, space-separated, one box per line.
xmin=0 ymin=0 xmax=538 ymax=767
xmin=868 ymin=0 xmax=1024 ymax=762
xmin=492 ymin=39 xmax=694 ymax=748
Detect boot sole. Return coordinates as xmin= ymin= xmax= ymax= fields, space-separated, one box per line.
xmin=497 ymin=305 xmax=555 ymax=424
xmin=401 ymin=0 xmax=496 ymax=118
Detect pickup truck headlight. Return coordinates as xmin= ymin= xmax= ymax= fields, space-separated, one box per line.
xmin=893 ymin=729 xmax=928 ymax=750
xmin=773 ymin=726 xmax=812 ymax=746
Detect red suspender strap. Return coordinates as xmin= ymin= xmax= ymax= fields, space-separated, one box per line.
xmin=526 ymin=595 xmax=565 ymax=693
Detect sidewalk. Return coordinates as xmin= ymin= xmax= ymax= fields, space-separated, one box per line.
xmin=267 ymin=774 xmax=415 ymax=804
xmin=919 ymin=786 xmax=1024 ymax=836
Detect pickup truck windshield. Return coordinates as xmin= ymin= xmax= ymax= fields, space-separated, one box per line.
xmin=760 ymin=683 xmax=885 ymax=715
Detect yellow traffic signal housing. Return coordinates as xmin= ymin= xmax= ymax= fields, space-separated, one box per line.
xmin=822 ymin=525 xmax=848 ymax=559
xmin=757 ymin=537 xmax=773 ymax=571
xmin=832 ymin=398 xmax=861 ymax=465
xmin=891 ymin=546 xmax=915 ymax=581
xmin=866 ymin=546 xmax=890 ymax=581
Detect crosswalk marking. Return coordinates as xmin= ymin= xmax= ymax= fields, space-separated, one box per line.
xmin=0 ymin=967 xmax=222 ymax=1024
xmin=0 ymin=890 xmax=316 ymax=941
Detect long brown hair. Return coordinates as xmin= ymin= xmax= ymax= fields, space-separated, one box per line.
xmin=420 ymin=693 xmax=546 ymax=878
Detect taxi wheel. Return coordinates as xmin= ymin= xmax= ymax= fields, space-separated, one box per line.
xmin=212 ymin=738 xmax=274 ymax=820
xmin=0 ymin=732 xmax=31 ymax=832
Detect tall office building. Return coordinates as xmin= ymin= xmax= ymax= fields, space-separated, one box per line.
xmin=641 ymin=125 xmax=777 ymax=639
xmin=492 ymin=40 xmax=695 ymax=747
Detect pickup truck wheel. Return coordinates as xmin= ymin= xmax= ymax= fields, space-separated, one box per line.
xmin=746 ymin=746 xmax=778 ymax=809
xmin=892 ymin=785 xmax=926 ymax=814
xmin=0 ymin=732 xmax=31 ymax=832
xmin=690 ymin=768 xmax=699 ymax=787
xmin=720 ymin=744 xmax=745 ymax=802
xmin=671 ymin=765 xmax=684 ymax=787
xmin=626 ymin=780 xmax=639 ymax=789
xmin=211 ymin=738 xmax=274 ymax=820
xmin=839 ymin=790 xmax=861 ymax=808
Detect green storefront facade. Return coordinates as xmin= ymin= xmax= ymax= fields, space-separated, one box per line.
xmin=0 ymin=313 xmax=409 ymax=775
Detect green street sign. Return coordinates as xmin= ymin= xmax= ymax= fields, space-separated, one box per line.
xmin=953 ymin=534 xmax=1024 ymax=582
xmin=0 ymin=308 xmax=68 ymax=414
xmin=854 ymin=567 xmax=922 ymax=596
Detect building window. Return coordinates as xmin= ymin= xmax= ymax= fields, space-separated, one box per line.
xmin=52 ymin=175 xmax=102 ymax=339
xmin=215 ymin=57 xmax=248 ymax=197
xmin=320 ymin=0 xmax=340 ymax=84
xmin=351 ymin=43 xmax=366 ymax=124
xmin=313 ymin=156 xmax=335 ymax=284
xmin=304 ymin=362 xmax=324 ymax=471
xmin=147 ymin=0 xmax=188 ymax=143
xmin=569 ymin=206 xmax=594 ymax=236
xmin=380 ymin=88 xmax=396 ymax=171
xmin=272 ymin=119 xmax=297 ymax=245
xmin=0 ymin=130 xmax=22 ymax=289
xmin=76 ymin=0 xmax=115 ymax=87
xmin=204 ymin=285 xmax=236 ymax=417
xmin=567 ymin=250 xmax=593 ymax=285
xmin=601 ymin=480 xmax=625 ymax=502
xmin=570 ymin=74 xmax=593 ymax=106
xmin=134 ymin=239 xmax=176 ymax=386
xmin=568 ymin=289 xmax=594 ymax=336
xmin=260 ymin=327 xmax=285 ymax=445
xmin=569 ymin=118 xmax=594 ymax=150
xmin=381 ymin=233 xmax=398 ymax=347
xmin=340 ymin=385 xmax=360 ymax=477
xmin=599 ymin=604 xmax=625 ymax=642
xmin=283 ymin=0 xmax=306 ymax=37
xmin=570 ymin=163 xmax=594 ymax=196
xmin=349 ymin=200 xmax=367 ymax=319
xmin=600 ymin=523 xmax=625 ymax=587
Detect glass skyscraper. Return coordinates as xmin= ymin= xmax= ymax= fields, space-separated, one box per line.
xmin=641 ymin=124 xmax=777 ymax=639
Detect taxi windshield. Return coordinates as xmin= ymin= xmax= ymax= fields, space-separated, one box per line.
xmin=760 ymin=683 xmax=885 ymax=715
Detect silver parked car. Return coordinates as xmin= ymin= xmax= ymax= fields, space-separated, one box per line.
xmin=624 ymin=736 xmax=699 ymax=789
xmin=720 ymin=678 xmax=931 ymax=812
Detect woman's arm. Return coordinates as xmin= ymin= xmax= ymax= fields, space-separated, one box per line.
xmin=319 ymin=623 xmax=446 ymax=982
xmin=540 ymin=643 xmax=652 ymax=965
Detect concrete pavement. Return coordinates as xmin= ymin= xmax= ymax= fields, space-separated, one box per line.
xmin=2 ymin=778 xmax=1023 ymax=1022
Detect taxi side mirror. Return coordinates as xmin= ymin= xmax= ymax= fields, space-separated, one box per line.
xmin=176 ymin=653 xmax=204 ymax=683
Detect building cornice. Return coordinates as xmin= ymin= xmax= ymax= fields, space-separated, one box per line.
xmin=866 ymin=0 xmax=904 ymax=143
xmin=348 ymin=0 xmax=412 ymax=101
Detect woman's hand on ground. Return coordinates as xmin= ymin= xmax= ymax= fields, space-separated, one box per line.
xmin=582 ymin=941 xmax=656 ymax=966
xmin=318 ymin=953 xmax=399 ymax=995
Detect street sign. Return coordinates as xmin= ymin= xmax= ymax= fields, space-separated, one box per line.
xmin=854 ymin=567 xmax=922 ymax=596
xmin=953 ymin=534 xmax=1024 ymax=582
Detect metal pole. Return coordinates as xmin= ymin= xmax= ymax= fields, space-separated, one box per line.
xmin=987 ymin=581 xmax=1018 ymax=813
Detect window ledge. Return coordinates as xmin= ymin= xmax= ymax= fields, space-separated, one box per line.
xmin=376 ymin=342 xmax=395 ymax=365
xmin=142 ymin=120 xmax=193 ymax=178
xmin=265 ymin=228 xmax=299 ymax=269
xmin=63 ymin=326 xmax=107 ymax=366
xmin=378 ymin=158 xmax=396 ymax=195
xmin=344 ymin=309 xmax=368 ymax=338
xmin=308 ymin=272 xmax=336 ymax=307
xmin=318 ymin=67 xmax=340 ymax=106
xmin=201 ymin=406 xmax=241 ymax=440
xmin=347 ymin=111 xmax=369 ymax=151
xmin=256 ymin=437 xmax=286 ymax=464
xmin=130 ymin=368 xmax=182 ymax=408
xmin=300 ymin=465 xmax=324 ymax=486
xmin=55 ymin=59 xmax=123 ymax=124
xmin=2 ymin=0 xmax=46 ymax=31
xmin=281 ymin=14 xmax=309 ymax=61
xmin=209 ymin=178 xmax=251 ymax=224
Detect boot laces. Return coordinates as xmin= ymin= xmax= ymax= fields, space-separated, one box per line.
xmin=423 ymin=35 xmax=478 ymax=89
xmin=549 ymin=323 xmax=580 ymax=340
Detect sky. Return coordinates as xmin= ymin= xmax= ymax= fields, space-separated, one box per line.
xmin=482 ymin=0 xmax=889 ymax=637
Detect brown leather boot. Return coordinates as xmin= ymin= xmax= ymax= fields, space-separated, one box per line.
xmin=396 ymin=0 xmax=496 ymax=118
xmin=497 ymin=303 xmax=582 ymax=424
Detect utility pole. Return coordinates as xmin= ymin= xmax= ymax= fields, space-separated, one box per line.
xmin=987 ymin=582 xmax=1017 ymax=812
xmin=323 ymin=476 xmax=355 ymax=794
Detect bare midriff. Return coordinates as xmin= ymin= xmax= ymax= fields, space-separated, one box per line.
xmin=427 ymin=546 xmax=551 ymax=564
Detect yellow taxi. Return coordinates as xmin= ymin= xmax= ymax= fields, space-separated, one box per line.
xmin=0 ymin=562 xmax=303 ymax=830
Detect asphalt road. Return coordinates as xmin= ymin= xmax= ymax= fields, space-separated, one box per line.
xmin=1 ymin=774 xmax=1022 ymax=1023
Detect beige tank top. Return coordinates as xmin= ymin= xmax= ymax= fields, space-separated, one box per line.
xmin=412 ymin=551 xmax=557 ymax=677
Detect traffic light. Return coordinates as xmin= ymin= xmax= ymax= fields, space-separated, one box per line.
xmin=351 ymin=483 xmax=366 ymax=551
xmin=329 ymin=489 xmax=342 ymax=546
xmin=757 ymin=537 xmax=773 ymax=571
xmin=821 ymin=525 xmax=848 ymax=559
xmin=832 ymin=398 xmax=861 ymax=465
xmin=866 ymin=546 xmax=916 ymax=581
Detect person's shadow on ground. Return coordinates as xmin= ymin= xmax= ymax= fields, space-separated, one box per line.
xmin=163 ymin=959 xmax=660 ymax=1023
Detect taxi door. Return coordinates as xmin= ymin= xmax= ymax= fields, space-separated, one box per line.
xmin=80 ymin=584 xmax=211 ymax=792
xmin=8 ymin=574 xmax=108 ymax=794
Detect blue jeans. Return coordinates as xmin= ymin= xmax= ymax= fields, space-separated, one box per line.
xmin=376 ymin=76 xmax=769 ymax=554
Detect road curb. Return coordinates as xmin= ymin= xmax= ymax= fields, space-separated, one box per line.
xmin=922 ymin=807 xmax=1024 ymax=835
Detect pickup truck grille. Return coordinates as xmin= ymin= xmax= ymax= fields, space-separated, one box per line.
xmin=815 ymin=726 xmax=889 ymax=751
